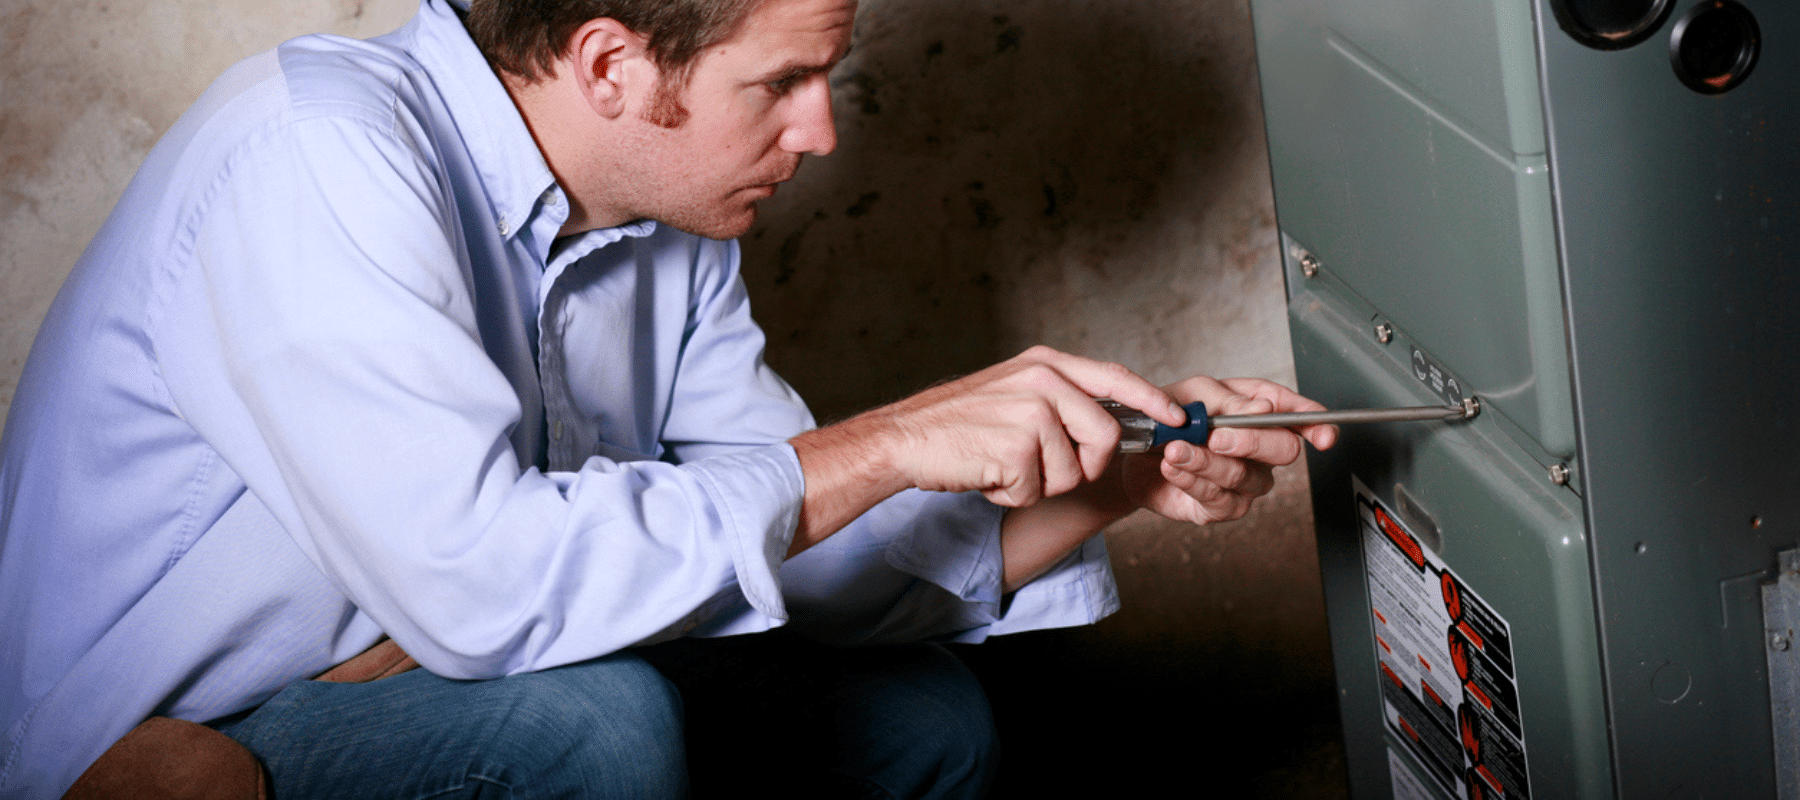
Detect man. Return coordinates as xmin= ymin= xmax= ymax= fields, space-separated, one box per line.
xmin=0 ymin=0 xmax=1335 ymax=796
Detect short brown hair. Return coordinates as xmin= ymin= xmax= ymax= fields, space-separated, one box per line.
xmin=466 ymin=0 xmax=764 ymax=86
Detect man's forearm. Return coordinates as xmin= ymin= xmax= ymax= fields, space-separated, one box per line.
xmin=787 ymin=414 xmax=911 ymax=558
xmin=996 ymin=462 xmax=1135 ymax=593
xmin=793 ymin=415 xmax=1132 ymax=592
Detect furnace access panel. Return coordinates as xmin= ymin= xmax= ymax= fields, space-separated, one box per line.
xmin=1249 ymin=0 xmax=1800 ymax=797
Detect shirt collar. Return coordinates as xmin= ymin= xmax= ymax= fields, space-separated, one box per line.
xmin=409 ymin=0 xmax=664 ymax=258
xmin=408 ymin=0 xmax=556 ymax=244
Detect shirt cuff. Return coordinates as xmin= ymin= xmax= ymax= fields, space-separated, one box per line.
xmin=686 ymin=481 xmax=1120 ymax=645
xmin=883 ymin=491 xmax=1006 ymax=606
xmin=685 ymin=443 xmax=804 ymax=624
xmin=973 ymin=534 xmax=1120 ymax=640
xmin=882 ymin=491 xmax=1121 ymax=641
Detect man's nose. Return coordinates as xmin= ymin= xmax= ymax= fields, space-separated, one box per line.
xmin=778 ymin=75 xmax=837 ymax=156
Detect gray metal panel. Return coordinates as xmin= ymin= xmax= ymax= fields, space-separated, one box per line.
xmin=1287 ymin=268 xmax=1608 ymax=799
xmin=1325 ymin=0 xmax=1547 ymax=155
xmin=1252 ymin=0 xmax=1575 ymax=459
xmin=1537 ymin=0 xmax=1800 ymax=795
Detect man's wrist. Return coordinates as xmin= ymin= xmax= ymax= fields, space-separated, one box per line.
xmin=787 ymin=413 xmax=913 ymax=557
xmin=998 ymin=468 xmax=1136 ymax=593
xmin=791 ymin=412 xmax=912 ymax=496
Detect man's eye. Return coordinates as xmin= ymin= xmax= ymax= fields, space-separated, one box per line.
xmin=766 ymin=75 xmax=805 ymax=95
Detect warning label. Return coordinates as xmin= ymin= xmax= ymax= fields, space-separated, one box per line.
xmin=1356 ymin=478 xmax=1530 ymax=800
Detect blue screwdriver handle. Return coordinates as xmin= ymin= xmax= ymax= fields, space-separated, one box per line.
xmin=1151 ymin=401 xmax=1213 ymax=448
xmin=1101 ymin=399 xmax=1211 ymax=453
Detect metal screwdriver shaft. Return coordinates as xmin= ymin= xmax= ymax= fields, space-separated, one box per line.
xmin=1103 ymin=398 xmax=1478 ymax=453
xmin=1210 ymin=404 xmax=1470 ymax=428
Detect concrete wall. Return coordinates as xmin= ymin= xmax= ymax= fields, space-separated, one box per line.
xmin=1 ymin=0 xmax=1344 ymax=794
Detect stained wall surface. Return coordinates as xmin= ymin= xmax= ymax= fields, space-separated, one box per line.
xmin=1 ymin=0 xmax=1344 ymax=794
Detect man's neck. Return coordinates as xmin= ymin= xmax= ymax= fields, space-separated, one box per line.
xmin=496 ymin=69 xmax=640 ymax=238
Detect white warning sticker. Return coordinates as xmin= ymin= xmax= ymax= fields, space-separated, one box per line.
xmin=1389 ymin=747 xmax=1436 ymax=800
xmin=1356 ymin=477 xmax=1530 ymax=800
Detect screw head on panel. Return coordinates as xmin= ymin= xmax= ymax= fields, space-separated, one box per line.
xmin=1300 ymin=254 xmax=1319 ymax=278
xmin=1775 ymin=634 xmax=1791 ymax=652
xmin=1374 ymin=322 xmax=1393 ymax=344
xmin=1549 ymin=463 xmax=1571 ymax=486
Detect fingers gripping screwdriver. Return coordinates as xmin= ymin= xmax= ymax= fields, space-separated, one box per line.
xmin=1102 ymin=398 xmax=1480 ymax=453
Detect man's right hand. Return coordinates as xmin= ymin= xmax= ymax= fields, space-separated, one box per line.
xmin=860 ymin=345 xmax=1187 ymax=506
xmin=786 ymin=345 xmax=1184 ymax=554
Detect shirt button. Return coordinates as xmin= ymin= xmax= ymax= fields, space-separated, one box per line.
xmin=542 ymin=189 xmax=560 ymax=206
xmin=497 ymin=218 xmax=511 ymax=236
xmin=552 ymin=420 xmax=563 ymax=440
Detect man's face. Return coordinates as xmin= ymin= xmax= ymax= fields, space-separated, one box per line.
xmin=614 ymin=0 xmax=853 ymax=239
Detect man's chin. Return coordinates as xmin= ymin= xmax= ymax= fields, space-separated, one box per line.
xmin=658 ymin=204 xmax=761 ymax=241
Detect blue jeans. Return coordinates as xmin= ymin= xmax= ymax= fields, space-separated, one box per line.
xmin=217 ymin=633 xmax=996 ymax=799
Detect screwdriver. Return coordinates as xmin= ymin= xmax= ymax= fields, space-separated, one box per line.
xmin=1103 ymin=398 xmax=1479 ymax=453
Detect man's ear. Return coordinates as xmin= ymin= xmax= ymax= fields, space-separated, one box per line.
xmin=565 ymin=17 xmax=653 ymax=119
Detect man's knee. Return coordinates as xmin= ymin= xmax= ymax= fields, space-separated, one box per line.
xmin=221 ymin=654 xmax=687 ymax=799
xmin=478 ymin=655 xmax=687 ymax=797
xmin=833 ymin=643 xmax=998 ymax=799
xmin=902 ymin=645 xmax=998 ymax=793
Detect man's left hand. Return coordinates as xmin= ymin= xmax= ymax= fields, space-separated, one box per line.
xmin=997 ymin=375 xmax=1336 ymax=592
xmin=1119 ymin=376 xmax=1337 ymax=525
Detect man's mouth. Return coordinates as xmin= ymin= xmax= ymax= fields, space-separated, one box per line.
xmin=739 ymin=162 xmax=800 ymax=201
xmin=756 ymin=161 xmax=802 ymax=192
xmin=744 ymin=175 xmax=794 ymax=198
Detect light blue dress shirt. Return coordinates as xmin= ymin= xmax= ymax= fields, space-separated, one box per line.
xmin=0 ymin=1 xmax=1118 ymax=795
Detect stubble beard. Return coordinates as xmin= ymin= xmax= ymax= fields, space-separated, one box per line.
xmin=630 ymin=76 xmax=795 ymax=240
xmin=644 ymin=75 xmax=690 ymax=130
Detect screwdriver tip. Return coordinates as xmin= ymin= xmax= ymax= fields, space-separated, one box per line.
xmin=1460 ymin=397 xmax=1481 ymax=420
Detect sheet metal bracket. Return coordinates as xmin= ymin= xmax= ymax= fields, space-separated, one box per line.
xmin=1763 ymin=548 xmax=1800 ymax=799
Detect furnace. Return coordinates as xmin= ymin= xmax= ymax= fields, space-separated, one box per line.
xmin=1250 ymin=0 xmax=1799 ymax=796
